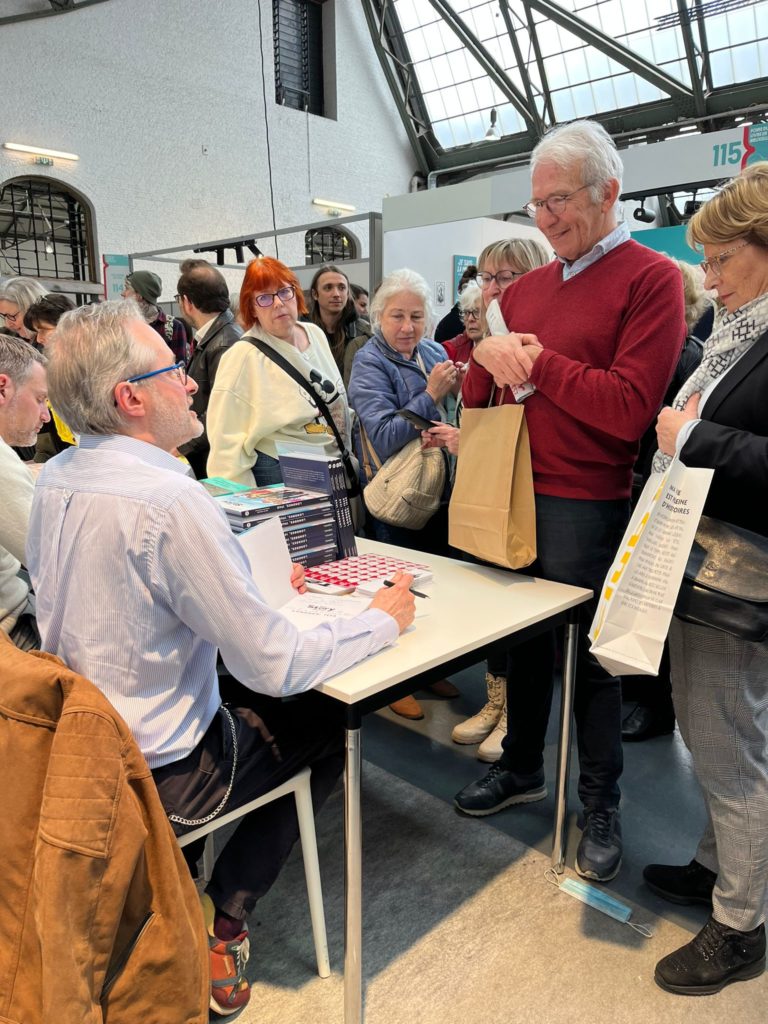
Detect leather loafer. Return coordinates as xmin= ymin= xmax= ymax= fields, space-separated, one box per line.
xmin=426 ymin=678 xmax=460 ymax=699
xmin=388 ymin=695 xmax=424 ymax=720
xmin=655 ymin=917 xmax=766 ymax=995
xmin=621 ymin=703 xmax=675 ymax=741
xmin=643 ymin=858 xmax=716 ymax=906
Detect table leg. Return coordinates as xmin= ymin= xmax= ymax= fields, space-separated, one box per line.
xmin=344 ymin=725 xmax=362 ymax=1024
xmin=552 ymin=618 xmax=579 ymax=873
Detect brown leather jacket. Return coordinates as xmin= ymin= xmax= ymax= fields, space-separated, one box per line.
xmin=0 ymin=631 xmax=209 ymax=1023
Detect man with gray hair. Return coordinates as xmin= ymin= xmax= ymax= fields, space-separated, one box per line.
xmin=26 ymin=300 xmax=414 ymax=1015
xmin=0 ymin=335 xmax=50 ymax=649
xmin=455 ymin=120 xmax=686 ymax=882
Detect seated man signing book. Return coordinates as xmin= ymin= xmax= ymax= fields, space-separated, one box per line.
xmin=27 ymin=300 xmax=414 ymax=1017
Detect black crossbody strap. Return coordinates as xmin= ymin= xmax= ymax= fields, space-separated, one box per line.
xmin=245 ymin=336 xmax=360 ymax=496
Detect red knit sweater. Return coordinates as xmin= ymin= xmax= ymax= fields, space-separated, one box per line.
xmin=462 ymin=240 xmax=686 ymax=500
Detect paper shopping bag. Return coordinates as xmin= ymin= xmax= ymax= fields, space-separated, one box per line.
xmin=589 ymin=457 xmax=713 ymax=676
xmin=449 ymin=404 xmax=536 ymax=569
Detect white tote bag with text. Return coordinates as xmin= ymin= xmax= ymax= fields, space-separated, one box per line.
xmin=589 ymin=458 xmax=713 ymax=676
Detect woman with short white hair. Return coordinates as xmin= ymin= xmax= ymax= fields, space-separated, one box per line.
xmin=349 ymin=267 xmax=461 ymax=719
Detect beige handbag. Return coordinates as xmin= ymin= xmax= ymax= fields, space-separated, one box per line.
xmin=359 ymin=426 xmax=446 ymax=530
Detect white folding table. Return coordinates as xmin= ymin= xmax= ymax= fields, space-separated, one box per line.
xmin=315 ymin=539 xmax=592 ymax=1024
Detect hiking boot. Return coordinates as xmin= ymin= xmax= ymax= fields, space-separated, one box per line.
xmin=655 ymin=917 xmax=766 ymax=995
xmin=454 ymin=763 xmax=546 ymax=817
xmin=576 ymin=807 xmax=622 ymax=882
xmin=477 ymin=696 xmax=507 ymax=762
xmin=452 ymin=673 xmax=505 ymax=745
xmin=643 ymin=858 xmax=716 ymax=906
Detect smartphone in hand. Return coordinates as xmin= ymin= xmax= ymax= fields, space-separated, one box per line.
xmin=397 ymin=409 xmax=435 ymax=431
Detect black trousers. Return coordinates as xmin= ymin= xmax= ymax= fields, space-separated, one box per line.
xmin=499 ymin=494 xmax=629 ymax=809
xmin=152 ymin=683 xmax=344 ymax=920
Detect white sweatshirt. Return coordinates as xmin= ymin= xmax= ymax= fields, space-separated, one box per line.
xmin=206 ymin=321 xmax=351 ymax=487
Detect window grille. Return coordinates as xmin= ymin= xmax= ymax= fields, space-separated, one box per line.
xmin=273 ymin=0 xmax=325 ymax=116
xmin=0 ymin=176 xmax=95 ymax=286
xmin=305 ymin=227 xmax=356 ymax=264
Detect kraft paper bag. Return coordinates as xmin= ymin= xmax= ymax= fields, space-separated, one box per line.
xmin=589 ymin=457 xmax=713 ymax=677
xmin=449 ymin=403 xmax=536 ymax=569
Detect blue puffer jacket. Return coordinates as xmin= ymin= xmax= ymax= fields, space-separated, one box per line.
xmin=348 ymin=333 xmax=450 ymax=484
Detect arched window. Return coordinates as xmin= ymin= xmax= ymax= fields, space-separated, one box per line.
xmin=0 ymin=176 xmax=97 ymax=286
xmin=305 ymin=227 xmax=358 ymax=265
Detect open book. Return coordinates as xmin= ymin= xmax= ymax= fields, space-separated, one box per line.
xmin=237 ymin=517 xmax=369 ymax=630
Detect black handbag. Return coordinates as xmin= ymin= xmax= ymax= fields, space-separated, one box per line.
xmin=674 ymin=515 xmax=768 ymax=642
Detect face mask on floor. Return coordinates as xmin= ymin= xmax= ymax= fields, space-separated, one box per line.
xmin=545 ymin=869 xmax=654 ymax=936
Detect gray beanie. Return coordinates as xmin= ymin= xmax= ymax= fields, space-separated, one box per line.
xmin=125 ymin=270 xmax=162 ymax=304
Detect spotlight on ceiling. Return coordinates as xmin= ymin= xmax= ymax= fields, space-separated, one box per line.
xmin=484 ymin=108 xmax=501 ymax=141
xmin=633 ymin=199 xmax=656 ymax=224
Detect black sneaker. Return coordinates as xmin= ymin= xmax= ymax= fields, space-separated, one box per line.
xmin=575 ymin=807 xmax=622 ymax=881
xmin=655 ymin=917 xmax=766 ymax=995
xmin=643 ymin=858 xmax=716 ymax=906
xmin=453 ymin=763 xmax=546 ymax=817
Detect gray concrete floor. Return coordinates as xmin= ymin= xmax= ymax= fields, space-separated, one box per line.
xmin=362 ymin=662 xmax=713 ymax=936
xmin=229 ymin=659 xmax=765 ymax=1023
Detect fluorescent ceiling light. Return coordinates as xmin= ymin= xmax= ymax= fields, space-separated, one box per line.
xmin=312 ymin=198 xmax=355 ymax=212
xmin=3 ymin=143 xmax=79 ymax=161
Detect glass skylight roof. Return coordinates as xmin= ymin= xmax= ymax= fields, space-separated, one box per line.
xmin=389 ymin=0 xmax=768 ymax=151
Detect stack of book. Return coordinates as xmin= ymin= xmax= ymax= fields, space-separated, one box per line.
xmin=208 ymin=482 xmax=338 ymax=568
xmin=276 ymin=443 xmax=358 ymax=559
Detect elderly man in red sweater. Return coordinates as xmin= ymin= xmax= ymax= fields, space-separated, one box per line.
xmin=454 ymin=120 xmax=686 ymax=882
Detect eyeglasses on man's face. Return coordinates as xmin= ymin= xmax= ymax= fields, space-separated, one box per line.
xmin=126 ymin=361 xmax=187 ymax=386
xmin=525 ymin=183 xmax=594 ymax=219
xmin=254 ymin=285 xmax=296 ymax=308
xmin=477 ymin=270 xmax=522 ymax=288
xmin=699 ymin=241 xmax=749 ymax=278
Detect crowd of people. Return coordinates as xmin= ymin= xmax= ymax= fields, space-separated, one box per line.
xmin=1 ymin=118 xmax=766 ymax=1010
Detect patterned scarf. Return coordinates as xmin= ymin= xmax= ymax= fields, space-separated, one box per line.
xmin=652 ymin=290 xmax=768 ymax=473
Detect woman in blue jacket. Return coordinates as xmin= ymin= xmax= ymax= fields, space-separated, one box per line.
xmin=348 ymin=267 xmax=461 ymax=719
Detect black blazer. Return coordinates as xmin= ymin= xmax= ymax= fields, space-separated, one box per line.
xmin=681 ymin=329 xmax=768 ymax=537
xmin=180 ymin=309 xmax=242 ymax=478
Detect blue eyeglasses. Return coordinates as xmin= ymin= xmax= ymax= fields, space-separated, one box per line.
xmin=126 ymin=361 xmax=187 ymax=386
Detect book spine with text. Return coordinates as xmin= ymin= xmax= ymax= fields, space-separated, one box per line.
xmin=328 ymin=458 xmax=358 ymax=558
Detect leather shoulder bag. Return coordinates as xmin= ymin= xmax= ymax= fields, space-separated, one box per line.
xmin=674 ymin=515 xmax=768 ymax=642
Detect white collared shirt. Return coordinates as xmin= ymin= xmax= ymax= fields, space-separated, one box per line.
xmin=559 ymin=221 xmax=631 ymax=281
xmin=27 ymin=434 xmax=397 ymax=767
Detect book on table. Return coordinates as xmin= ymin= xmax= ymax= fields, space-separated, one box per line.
xmin=213 ymin=482 xmax=339 ymax=567
xmin=215 ymin=484 xmax=332 ymax=520
xmin=199 ymin=476 xmax=253 ymax=497
xmin=276 ymin=443 xmax=357 ymax=558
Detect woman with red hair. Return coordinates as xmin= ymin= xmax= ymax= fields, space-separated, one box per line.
xmin=207 ymin=257 xmax=352 ymax=486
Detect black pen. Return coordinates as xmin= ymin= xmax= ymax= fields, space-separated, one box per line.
xmin=383 ymin=579 xmax=430 ymax=599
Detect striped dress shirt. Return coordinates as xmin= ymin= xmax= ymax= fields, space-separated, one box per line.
xmin=27 ymin=434 xmax=397 ymax=768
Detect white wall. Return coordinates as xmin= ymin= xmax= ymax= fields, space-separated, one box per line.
xmin=0 ymin=0 xmax=415 ymax=298
xmin=384 ymin=217 xmax=550 ymax=313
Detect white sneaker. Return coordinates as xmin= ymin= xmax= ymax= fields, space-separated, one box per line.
xmin=477 ymin=699 xmax=507 ymax=762
xmin=451 ymin=674 xmax=505 ymax=745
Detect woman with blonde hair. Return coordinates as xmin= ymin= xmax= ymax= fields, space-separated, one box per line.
xmin=450 ymin=236 xmax=550 ymax=761
xmin=646 ymin=161 xmax=768 ymax=995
